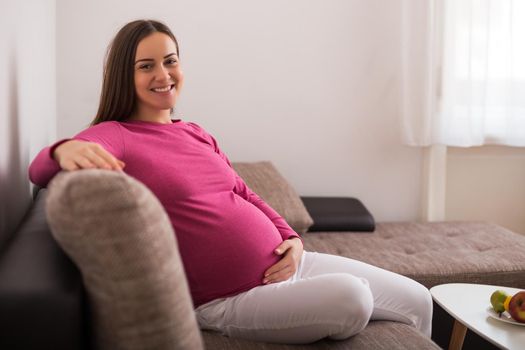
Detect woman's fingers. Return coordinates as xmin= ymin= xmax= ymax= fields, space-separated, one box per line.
xmin=263 ymin=238 xmax=304 ymax=284
xmin=54 ymin=140 xmax=125 ymax=172
xmin=263 ymin=266 xmax=293 ymax=284
xmin=92 ymin=145 xmax=125 ymax=170
xmin=82 ymin=150 xmax=124 ymax=170
xmin=263 ymin=259 xmax=292 ymax=284
xmin=264 ymin=257 xmax=290 ymax=277
xmin=62 ymin=160 xmax=80 ymax=171
xmin=75 ymin=157 xmax=97 ymax=169
xmin=82 ymin=149 xmax=113 ymax=169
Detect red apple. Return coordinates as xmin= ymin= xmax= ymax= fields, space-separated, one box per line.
xmin=508 ymin=291 xmax=525 ymax=323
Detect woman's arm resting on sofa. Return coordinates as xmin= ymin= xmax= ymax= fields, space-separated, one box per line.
xmin=28 ymin=139 xmax=70 ymax=188
xmin=29 ymin=123 xmax=126 ymax=188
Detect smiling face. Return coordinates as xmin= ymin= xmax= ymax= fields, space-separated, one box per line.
xmin=132 ymin=32 xmax=184 ymax=123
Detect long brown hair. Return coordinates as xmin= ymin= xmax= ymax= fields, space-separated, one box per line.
xmin=91 ymin=20 xmax=179 ymax=125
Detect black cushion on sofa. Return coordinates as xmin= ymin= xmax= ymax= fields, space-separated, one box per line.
xmin=0 ymin=189 xmax=87 ymax=350
xmin=301 ymin=197 xmax=375 ymax=232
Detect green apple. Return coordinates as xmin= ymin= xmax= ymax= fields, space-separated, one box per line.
xmin=508 ymin=291 xmax=525 ymax=323
xmin=490 ymin=290 xmax=509 ymax=314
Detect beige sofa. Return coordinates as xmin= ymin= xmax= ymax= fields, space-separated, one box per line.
xmin=3 ymin=163 xmax=525 ymax=349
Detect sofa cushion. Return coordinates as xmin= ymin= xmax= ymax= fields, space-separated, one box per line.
xmin=232 ymin=161 xmax=313 ymax=234
xmin=301 ymin=197 xmax=375 ymax=232
xmin=201 ymin=321 xmax=440 ymax=349
xmin=45 ymin=170 xmax=203 ymax=350
xmin=302 ymin=221 xmax=525 ymax=289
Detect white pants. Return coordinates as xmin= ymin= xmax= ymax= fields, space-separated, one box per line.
xmin=195 ymin=251 xmax=433 ymax=344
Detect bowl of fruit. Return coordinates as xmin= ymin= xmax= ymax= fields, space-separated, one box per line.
xmin=489 ymin=290 xmax=525 ymax=326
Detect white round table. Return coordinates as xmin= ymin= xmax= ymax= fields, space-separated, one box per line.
xmin=430 ymin=283 xmax=525 ymax=350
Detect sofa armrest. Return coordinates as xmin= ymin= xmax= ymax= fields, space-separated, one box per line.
xmin=0 ymin=189 xmax=86 ymax=350
xmin=46 ymin=169 xmax=204 ymax=350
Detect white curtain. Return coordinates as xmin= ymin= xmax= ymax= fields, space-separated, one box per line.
xmin=401 ymin=0 xmax=525 ymax=147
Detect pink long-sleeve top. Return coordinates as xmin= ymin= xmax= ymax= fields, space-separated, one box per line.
xmin=29 ymin=119 xmax=300 ymax=307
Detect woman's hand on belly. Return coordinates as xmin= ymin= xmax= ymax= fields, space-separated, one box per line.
xmin=262 ymin=237 xmax=303 ymax=284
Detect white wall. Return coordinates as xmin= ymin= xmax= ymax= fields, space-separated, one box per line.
xmin=446 ymin=146 xmax=525 ymax=235
xmin=56 ymin=0 xmax=423 ymax=221
xmin=0 ymin=0 xmax=56 ymax=243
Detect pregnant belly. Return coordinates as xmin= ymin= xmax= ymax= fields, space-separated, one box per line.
xmin=170 ymin=192 xmax=284 ymax=304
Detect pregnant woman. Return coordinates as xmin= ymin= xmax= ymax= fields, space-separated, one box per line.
xmin=29 ymin=19 xmax=432 ymax=344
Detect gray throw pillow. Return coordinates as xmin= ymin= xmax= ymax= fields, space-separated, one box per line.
xmin=45 ymin=169 xmax=203 ymax=350
xmin=232 ymin=161 xmax=313 ymax=234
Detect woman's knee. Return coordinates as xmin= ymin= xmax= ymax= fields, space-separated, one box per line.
xmin=410 ymin=282 xmax=433 ymax=336
xmin=323 ymin=274 xmax=374 ymax=337
xmin=415 ymin=283 xmax=433 ymax=313
xmin=404 ymin=280 xmax=432 ymax=316
xmin=391 ymin=279 xmax=433 ymax=336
